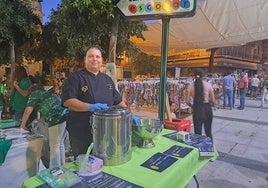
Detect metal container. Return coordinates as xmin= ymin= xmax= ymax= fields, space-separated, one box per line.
xmin=92 ymin=106 xmax=132 ymax=166
xmin=132 ymin=118 xmax=163 ymax=148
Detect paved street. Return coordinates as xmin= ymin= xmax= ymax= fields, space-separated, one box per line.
xmin=132 ymin=96 xmax=268 ymax=188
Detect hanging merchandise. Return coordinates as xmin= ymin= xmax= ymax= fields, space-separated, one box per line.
xmin=118 ymin=78 xmax=192 ymax=114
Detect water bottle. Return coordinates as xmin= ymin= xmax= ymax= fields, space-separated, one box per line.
xmin=0 ymin=106 xmax=3 ymax=120
xmin=31 ymin=119 xmax=39 ymax=134
xmin=189 ymin=97 xmax=194 ymax=106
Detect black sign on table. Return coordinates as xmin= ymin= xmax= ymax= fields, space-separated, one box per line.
xmin=141 ymin=152 xmax=178 ymax=172
xmin=163 ymin=145 xmax=193 ymax=158
xmin=163 ymin=132 xmax=214 ymax=157
xmin=79 ymin=171 xmax=143 ymax=188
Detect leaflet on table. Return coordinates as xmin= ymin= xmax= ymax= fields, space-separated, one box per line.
xmin=38 ymin=166 xmax=81 ymax=188
xmin=184 ymin=134 xmax=214 ymax=157
xmin=77 ymin=171 xmax=143 ymax=188
xmin=163 ymin=145 xmax=193 ymax=158
xmin=163 ymin=132 xmax=214 ymax=157
xmin=141 ymin=152 xmax=178 ymax=172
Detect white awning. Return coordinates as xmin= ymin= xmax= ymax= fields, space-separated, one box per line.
xmin=131 ymin=0 xmax=268 ymax=56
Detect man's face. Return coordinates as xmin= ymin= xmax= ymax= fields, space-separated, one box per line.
xmin=85 ymin=48 xmax=103 ymax=73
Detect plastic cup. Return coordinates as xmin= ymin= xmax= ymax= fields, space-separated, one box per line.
xmin=76 ymin=154 xmax=91 ymax=175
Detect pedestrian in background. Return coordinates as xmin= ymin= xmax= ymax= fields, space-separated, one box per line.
xmin=237 ymin=72 xmax=249 ymax=110
xmin=250 ymin=74 xmax=260 ymax=99
xmin=186 ymin=69 xmax=215 ymax=140
xmin=261 ymin=76 xmax=268 ymax=108
xmin=232 ymin=73 xmax=238 ymax=107
xmin=223 ymin=70 xmax=236 ymax=109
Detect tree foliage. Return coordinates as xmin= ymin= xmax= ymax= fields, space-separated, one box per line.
xmin=24 ymin=22 xmax=68 ymax=64
xmin=49 ymin=0 xmax=147 ymax=61
xmin=132 ymin=52 xmax=160 ymax=76
xmin=0 ymin=0 xmax=153 ymax=78
xmin=0 ymin=0 xmax=42 ymax=65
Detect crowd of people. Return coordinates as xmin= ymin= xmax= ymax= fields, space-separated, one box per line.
xmin=185 ymin=69 xmax=268 ymax=144
xmin=221 ymin=71 xmax=268 ymax=110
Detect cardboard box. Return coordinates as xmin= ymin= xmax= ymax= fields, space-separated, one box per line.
xmin=164 ymin=118 xmax=191 ymax=133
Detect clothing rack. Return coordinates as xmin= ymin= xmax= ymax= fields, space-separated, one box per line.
xmin=118 ymin=78 xmax=193 ymax=118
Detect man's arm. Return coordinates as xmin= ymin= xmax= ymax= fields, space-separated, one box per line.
xmin=63 ymin=98 xmax=90 ymax=112
xmin=117 ymin=100 xmax=128 ymax=108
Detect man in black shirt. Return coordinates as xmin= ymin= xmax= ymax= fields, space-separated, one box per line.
xmin=62 ymin=46 xmax=140 ymax=158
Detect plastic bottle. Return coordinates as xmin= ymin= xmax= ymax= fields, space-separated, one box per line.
xmin=0 ymin=106 xmax=3 ymax=120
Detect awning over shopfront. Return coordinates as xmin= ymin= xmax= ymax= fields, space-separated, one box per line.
xmin=131 ymin=0 xmax=268 ymax=56
xmin=214 ymin=58 xmax=258 ymax=70
xmin=168 ymin=57 xmax=259 ymax=70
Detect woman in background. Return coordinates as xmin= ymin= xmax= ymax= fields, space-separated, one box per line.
xmin=11 ymin=66 xmax=31 ymax=121
xmin=186 ymin=69 xmax=215 ymax=140
xmin=169 ymin=100 xmax=177 ymax=119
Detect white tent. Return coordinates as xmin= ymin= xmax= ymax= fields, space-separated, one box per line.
xmin=131 ymin=0 xmax=268 ymax=56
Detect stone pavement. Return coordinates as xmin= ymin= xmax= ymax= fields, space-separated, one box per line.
xmin=131 ymin=96 xmax=268 ymax=188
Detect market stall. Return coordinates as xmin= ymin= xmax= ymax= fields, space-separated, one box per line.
xmin=22 ymin=129 xmax=217 ymax=188
xmin=0 ymin=121 xmax=43 ymax=188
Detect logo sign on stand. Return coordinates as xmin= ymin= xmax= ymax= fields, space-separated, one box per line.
xmin=117 ymin=0 xmax=196 ymax=20
xmin=117 ymin=0 xmax=197 ymax=121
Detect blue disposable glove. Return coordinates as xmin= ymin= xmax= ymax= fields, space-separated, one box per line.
xmin=88 ymin=103 xmax=109 ymax=112
xmin=132 ymin=114 xmax=141 ymax=126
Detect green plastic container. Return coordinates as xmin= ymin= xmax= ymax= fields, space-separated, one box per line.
xmin=0 ymin=119 xmax=20 ymax=129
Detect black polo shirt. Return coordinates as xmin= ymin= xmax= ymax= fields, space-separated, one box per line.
xmin=61 ymin=69 xmax=122 ymax=141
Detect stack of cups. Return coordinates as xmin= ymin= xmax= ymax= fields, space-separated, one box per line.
xmin=76 ymin=154 xmax=91 ymax=176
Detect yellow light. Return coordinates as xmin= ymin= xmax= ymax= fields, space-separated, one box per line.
xmin=163 ymin=1 xmax=171 ymax=13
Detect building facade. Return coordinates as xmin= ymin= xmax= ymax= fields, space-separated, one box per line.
xmin=167 ymin=40 xmax=268 ymax=77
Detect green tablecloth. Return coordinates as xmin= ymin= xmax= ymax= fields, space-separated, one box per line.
xmin=0 ymin=138 xmax=12 ymax=164
xmin=22 ymin=129 xmax=217 ymax=188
